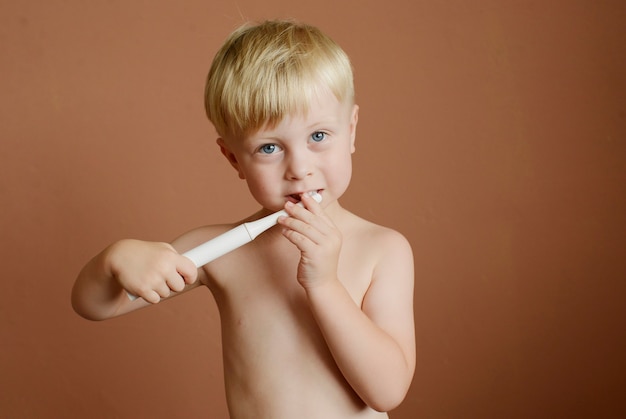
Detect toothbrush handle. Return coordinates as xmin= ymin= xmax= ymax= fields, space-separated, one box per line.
xmin=183 ymin=224 xmax=252 ymax=267
xmin=126 ymin=192 xmax=321 ymax=301
xmin=126 ymin=225 xmax=253 ymax=301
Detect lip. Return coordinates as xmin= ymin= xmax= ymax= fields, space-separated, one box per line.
xmin=285 ymin=189 xmax=322 ymax=203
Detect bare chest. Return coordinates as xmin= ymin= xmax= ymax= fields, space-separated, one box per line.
xmin=206 ymin=232 xmax=374 ymax=316
xmin=201 ymin=234 xmax=378 ymax=414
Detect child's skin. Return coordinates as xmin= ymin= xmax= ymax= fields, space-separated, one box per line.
xmin=73 ymin=72 xmax=414 ymax=418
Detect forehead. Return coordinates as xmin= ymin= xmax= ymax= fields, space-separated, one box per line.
xmin=250 ymin=88 xmax=351 ymax=136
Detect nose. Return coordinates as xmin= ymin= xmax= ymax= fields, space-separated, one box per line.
xmin=284 ymin=150 xmax=313 ymax=180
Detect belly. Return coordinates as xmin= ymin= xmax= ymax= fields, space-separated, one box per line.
xmin=218 ymin=295 xmax=385 ymax=419
xmin=206 ymin=241 xmax=383 ymax=418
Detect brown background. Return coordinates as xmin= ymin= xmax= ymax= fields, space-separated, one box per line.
xmin=1 ymin=1 xmax=624 ymax=418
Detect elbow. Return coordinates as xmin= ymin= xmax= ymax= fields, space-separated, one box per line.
xmin=363 ymin=376 xmax=413 ymax=413
xmin=71 ymin=286 xmax=106 ymax=322
xmin=364 ymin=354 xmax=415 ymax=412
xmin=71 ymin=297 xmax=100 ymax=321
xmin=368 ymin=392 xmax=409 ymax=413
xmin=72 ymin=306 xmax=102 ymax=322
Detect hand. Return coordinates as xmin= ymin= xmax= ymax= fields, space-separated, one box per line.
xmin=278 ymin=193 xmax=342 ymax=288
xmin=107 ymin=239 xmax=198 ymax=304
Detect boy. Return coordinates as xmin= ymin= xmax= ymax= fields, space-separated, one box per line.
xmin=72 ymin=20 xmax=415 ymax=418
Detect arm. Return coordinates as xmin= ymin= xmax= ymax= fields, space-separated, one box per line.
xmin=279 ymin=195 xmax=415 ymax=411
xmin=71 ymin=239 xmax=201 ymax=321
xmin=306 ymin=236 xmax=414 ymax=411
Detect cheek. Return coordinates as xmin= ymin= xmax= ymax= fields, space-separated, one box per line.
xmin=241 ymin=166 xmax=282 ymax=205
xmin=326 ymin=152 xmax=353 ymax=189
xmin=245 ymin=171 xmax=270 ymax=193
xmin=243 ymin=179 xmax=269 ymax=206
xmin=340 ymin=158 xmax=353 ymax=186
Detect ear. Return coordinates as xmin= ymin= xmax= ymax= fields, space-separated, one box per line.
xmin=349 ymin=104 xmax=359 ymax=154
xmin=217 ymin=138 xmax=246 ymax=179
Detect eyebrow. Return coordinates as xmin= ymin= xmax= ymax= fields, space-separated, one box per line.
xmin=244 ymin=109 xmax=343 ymax=141
xmin=305 ymin=114 xmax=342 ymax=130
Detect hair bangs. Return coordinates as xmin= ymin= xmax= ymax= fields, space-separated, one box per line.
xmin=205 ymin=20 xmax=354 ymax=139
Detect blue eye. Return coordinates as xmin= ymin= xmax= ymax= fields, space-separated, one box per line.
xmin=259 ymin=144 xmax=278 ymax=154
xmin=311 ymin=131 xmax=326 ymax=142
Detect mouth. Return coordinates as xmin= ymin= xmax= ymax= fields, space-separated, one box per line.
xmin=286 ymin=189 xmax=322 ymax=203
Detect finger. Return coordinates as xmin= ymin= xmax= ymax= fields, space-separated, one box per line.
xmin=154 ymin=281 xmax=172 ymax=299
xmin=166 ymin=274 xmax=186 ymax=293
xmin=177 ymin=255 xmax=199 ymax=284
xmin=279 ymin=210 xmax=320 ymax=239
xmin=283 ymin=202 xmax=334 ymax=237
xmin=282 ymin=221 xmax=332 ymax=253
xmin=300 ymin=191 xmax=321 ymax=206
xmin=143 ymin=289 xmax=162 ymax=304
xmin=284 ymin=200 xmax=317 ymax=222
xmin=293 ymin=195 xmax=334 ymax=224
xmin=281 ymin=226 xmax=316 ymax=252
xmin=302 ymin=192 xmax=330 ymax=217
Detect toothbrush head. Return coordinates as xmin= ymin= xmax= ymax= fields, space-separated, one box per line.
xmin=309 ymin=191 xmax=323 ymax=203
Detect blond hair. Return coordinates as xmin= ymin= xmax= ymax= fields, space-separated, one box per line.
xmin=205 ymin=20 xmax=354 ymax=139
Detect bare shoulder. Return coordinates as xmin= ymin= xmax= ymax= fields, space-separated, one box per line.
xmin=343 ymin=212 xmax=413 ymax=262
xmin=168 ymin=222 xmax=240 ymax=288
xmin=339 ymin=211 xmax=414 ymax=301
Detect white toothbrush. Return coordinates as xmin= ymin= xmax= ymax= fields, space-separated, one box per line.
xmin=127 ymin=192 xmax=322 ymax=301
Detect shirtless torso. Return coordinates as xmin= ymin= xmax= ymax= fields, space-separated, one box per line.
xmin=72 ymin=201 xmax=413 ymax=418
xmin=186 ymin=206 xmax=393 ymax=418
